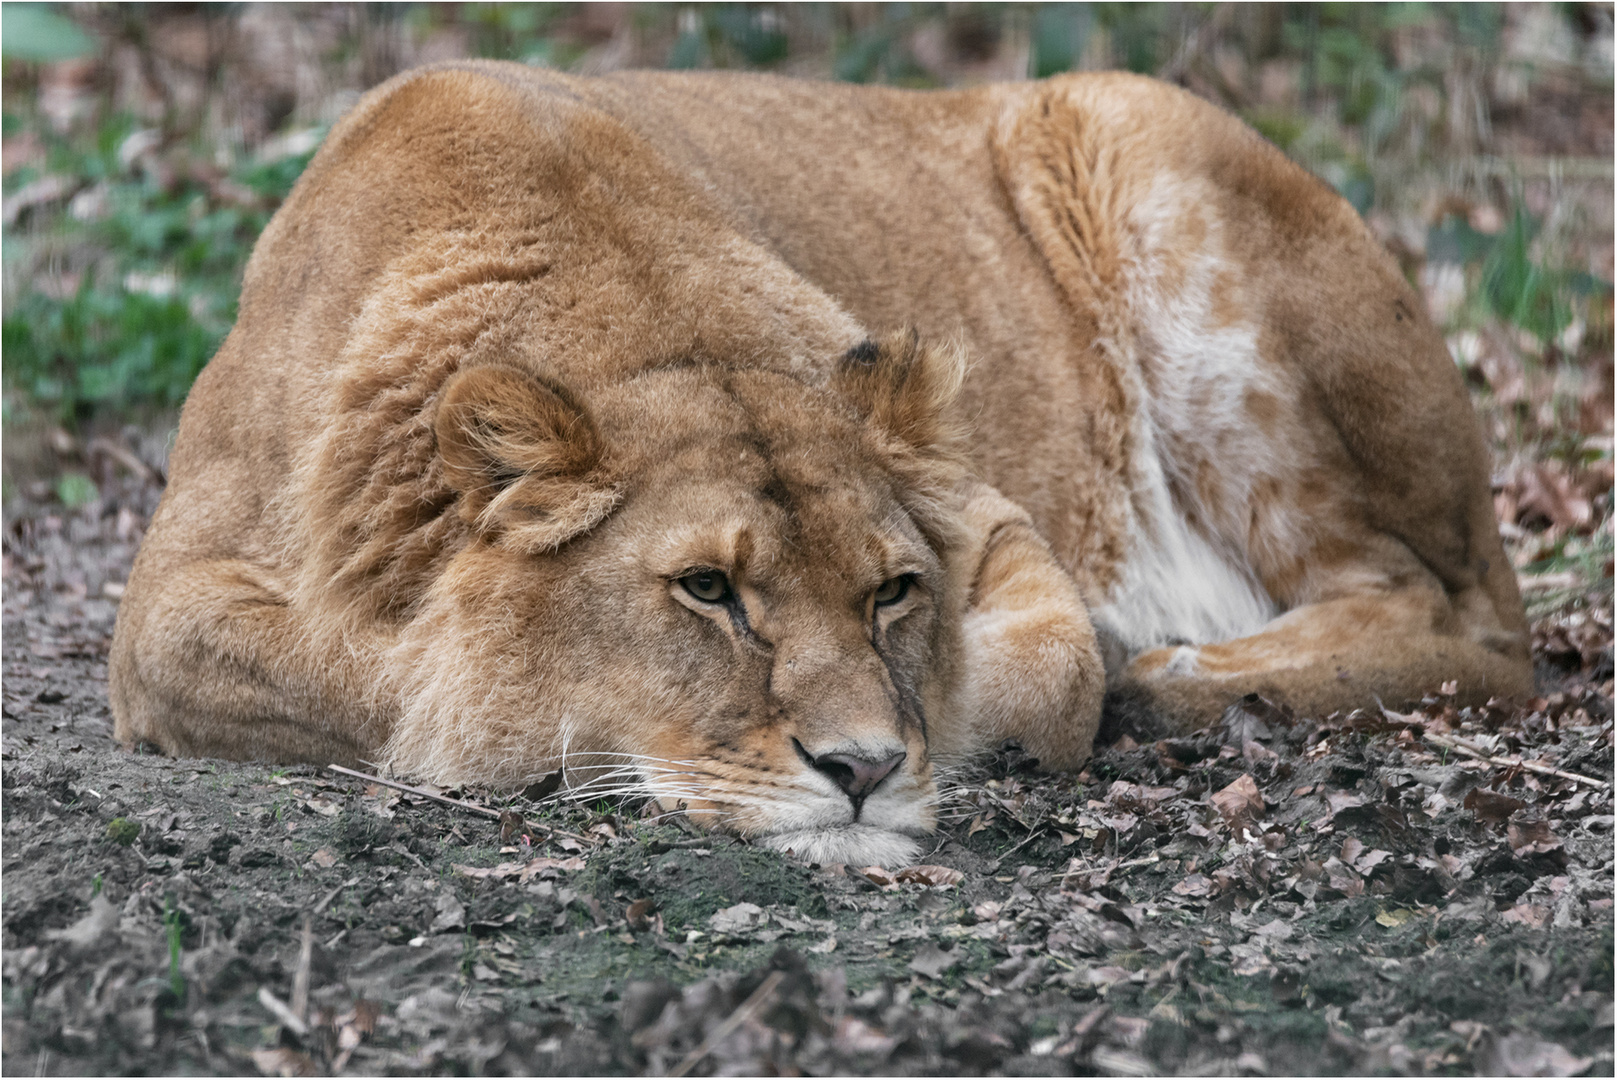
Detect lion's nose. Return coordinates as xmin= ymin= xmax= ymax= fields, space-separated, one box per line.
xmin=809 ymin=749 xmax=906 ymax=804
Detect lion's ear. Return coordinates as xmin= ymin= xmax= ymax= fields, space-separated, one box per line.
xmin=831 ymin=329 xmax=967 ymax=454
xmin=435 ymin=364 xmax=619 ymax=551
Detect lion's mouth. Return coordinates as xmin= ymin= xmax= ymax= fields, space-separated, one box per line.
xmin=755 ymin=824 xmax=924 ymax=867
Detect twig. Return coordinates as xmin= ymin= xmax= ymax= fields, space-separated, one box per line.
xmin=326 ymin=764 xmax=591 ymax=843
xmin=668 ymin=970 xmax=786 ymax=1078
xmin=290 ymin=915 xmax=312 ymax=1023
xmin=1422 ymin=731 xmax=1610 ymax=789
xmin=388 ymin=843 xmax=431 ymax=874
xmin=328 ymin=765 xmax=503 ymax=820
xmin=85 ymin=435 xmax=165 ymax=486
xmin=315 ymin=876 xmax=359 ymax=915
xmin=987 ymin=827 xmax=1049 ymax=872
xmin=257 ymin=986 xmax=309 ymax=1037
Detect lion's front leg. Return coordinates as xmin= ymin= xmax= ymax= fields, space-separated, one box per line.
xmin=943 ymin=482 xmax=1104 ymax=770
xmin=109 ymin=554 xmax=383 ymax=766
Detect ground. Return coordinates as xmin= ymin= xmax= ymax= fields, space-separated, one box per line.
xmin=1 ymin=450 xmax=1611 ymax=1077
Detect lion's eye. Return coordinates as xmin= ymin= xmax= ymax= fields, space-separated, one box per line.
xmin=872 ymin=575 xmax=911 ymax=607
xmin=680 ymin=570 xmax=733 ymax=604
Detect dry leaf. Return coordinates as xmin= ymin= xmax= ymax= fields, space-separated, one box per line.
xmin=430 ymin=891 xmax=466 ymax=933
xmin=1355 ymin=849 xmax=1393 ymax=875
xmin=1464 ymin=788 xmax=1527 ymax=826
xmin=894 ymin=864 xmax=964 ymax=888
xmin=832 ymin=1015 xmax=898 ymax=1056
xmin=855 ymin=865 xmax=897 ymax=888
xmin=452 ymin=856 xmax=585 ymax=882
xmin=309 ymin=848 xmax=338 ymax=869
xmin=908 ymin=942 xmax=958 ymax=979
xmin=1171 ymin=873 xmax=1212 ymax=897
xmin=1500 ymin=903 xmax=1551 ymax=929
xmin=1324 ymin=858 xmax=1364 ymax=898
xmin=1514 ymin=462 xmax=1593 ymax=532
xmin=1326 ymin=791 xmax=1366 ymax=818
xmin=626 ymin=898 xmax=655 ymax=932
xmin=1507 ymin=817 xmax=1563 ymax=857
xmin=1210 ymin=774 xmax=1264 ymax=826
xmin=519 ymin=770 xmax=564 ymax=802
xmin=1480 ymin=1032 xmax=1593 ymax=1077
xmin=708 ymin=901 xmax=768 ymax=936
xmin=250 ymin=1048 xmax=316 ymax=1078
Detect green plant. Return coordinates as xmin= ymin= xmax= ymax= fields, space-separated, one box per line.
xmin=54 ymin=472 xmax=98 ymax=508
xmin=1 ymin=4 xmax=94 ymax=62
xmin=163 ymin=900 xmax=186 ymax=1003
xmin=106 ymin=817 xmax=140 ymax=845
xmin=2 ymin=107 xmax=319 ymax=422
xmin=1427 ymin=199 xmax=1613 ymax=345
xmin=1031 ymin=5 xmax=1091 ymax=79
xmin=1480 ymin=205 xmax=1610 ymax=343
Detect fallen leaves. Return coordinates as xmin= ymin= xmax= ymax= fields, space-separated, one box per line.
xmin=1374 ymin=907 xmax=1417 ymax=928
xmin=708 ymin=902 xmax=769 ymax=937
xmin=1171 ymin=874 xmax=1212 ymax=898
xmin=1478 ymin=1031 xmax=1594 ymax=1077
xmin=41 ymin=894 xmax=119 ymax=950
xmin=250 ymin=1047 xmax=316 ymax=1078
xmin=1210 ymin=773 xmax=1265 ymax=829
xmin=895 ymin=864 xmax=964 ymax=888
xmin=907 ymin=942 xmax=958 ymax=979
xmin=1495 ymin=460 xmax=1600 ymax=535
xmin=853 ymin=863 xmax=965 ymax=890
xmin=1507 ymin=816 xmax=1565 ymax=858
xmin=452 ymin=855 xmax=586 ymax=883
xmin=1466 ymin=786 xmax=1529 ymax=825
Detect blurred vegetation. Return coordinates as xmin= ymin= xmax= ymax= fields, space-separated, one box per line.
xmin=1 ymin=4 xmax=1611 ymax=602
xmin=2 ymin=4 xmax=1609 ymax=419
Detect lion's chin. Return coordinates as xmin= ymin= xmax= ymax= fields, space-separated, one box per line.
xmin=756 ymin=825 xmax=922 ymax=868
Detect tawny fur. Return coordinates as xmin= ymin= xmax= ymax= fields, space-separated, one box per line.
xmin=109 ymin=65 xmax=1529 ymax=866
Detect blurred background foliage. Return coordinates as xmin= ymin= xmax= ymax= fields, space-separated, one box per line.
xmin=1 ymin=2 xmax=1612 ymax=605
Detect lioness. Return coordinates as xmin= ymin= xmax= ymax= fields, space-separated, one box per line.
xmin=109 ymin=64 xmax=1530 ymax=866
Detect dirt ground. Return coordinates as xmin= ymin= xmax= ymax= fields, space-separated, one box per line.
xmin=1 ymin=451 xmax=1612 ymax=1077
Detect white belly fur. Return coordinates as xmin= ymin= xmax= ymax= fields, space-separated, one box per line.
xmin=1089 ymin=172 xmax=1281 ymax=654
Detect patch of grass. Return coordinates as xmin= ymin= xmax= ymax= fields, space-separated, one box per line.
xmin=2 ymin=109 xmax=318 ymax=422
xmin=1521 ymin=522 xmax=1614 ymax=616
xmin=163 ymin=900 xmax=187 ymax=1003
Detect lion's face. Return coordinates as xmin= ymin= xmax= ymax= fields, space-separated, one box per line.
xmin=385 ymin=335 xmax=968 ymax=866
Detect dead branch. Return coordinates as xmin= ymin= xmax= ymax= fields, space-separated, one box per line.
xmin=1422 ymin=730 xmax=1610 ymax=789
xmin=290 ymin=915 xmax=312 ymax=1023
xmin=668 ymin=970 xmax=786 ymax=1078
xmin=257 ymin=986 xmax=309 ymax=1037
xmin=326 ymin=764 xmax=592 ymax=843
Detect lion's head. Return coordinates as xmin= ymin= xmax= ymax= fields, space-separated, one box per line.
xmin=382 ymin=331 xmax=971 ymax=866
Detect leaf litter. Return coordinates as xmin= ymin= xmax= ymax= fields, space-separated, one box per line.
xmin=2 ymin=447 xmax=1613 ymax=1076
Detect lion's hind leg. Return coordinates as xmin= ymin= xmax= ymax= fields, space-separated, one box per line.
xmin=1111 ymin=578 xmax=1534 ymax=736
